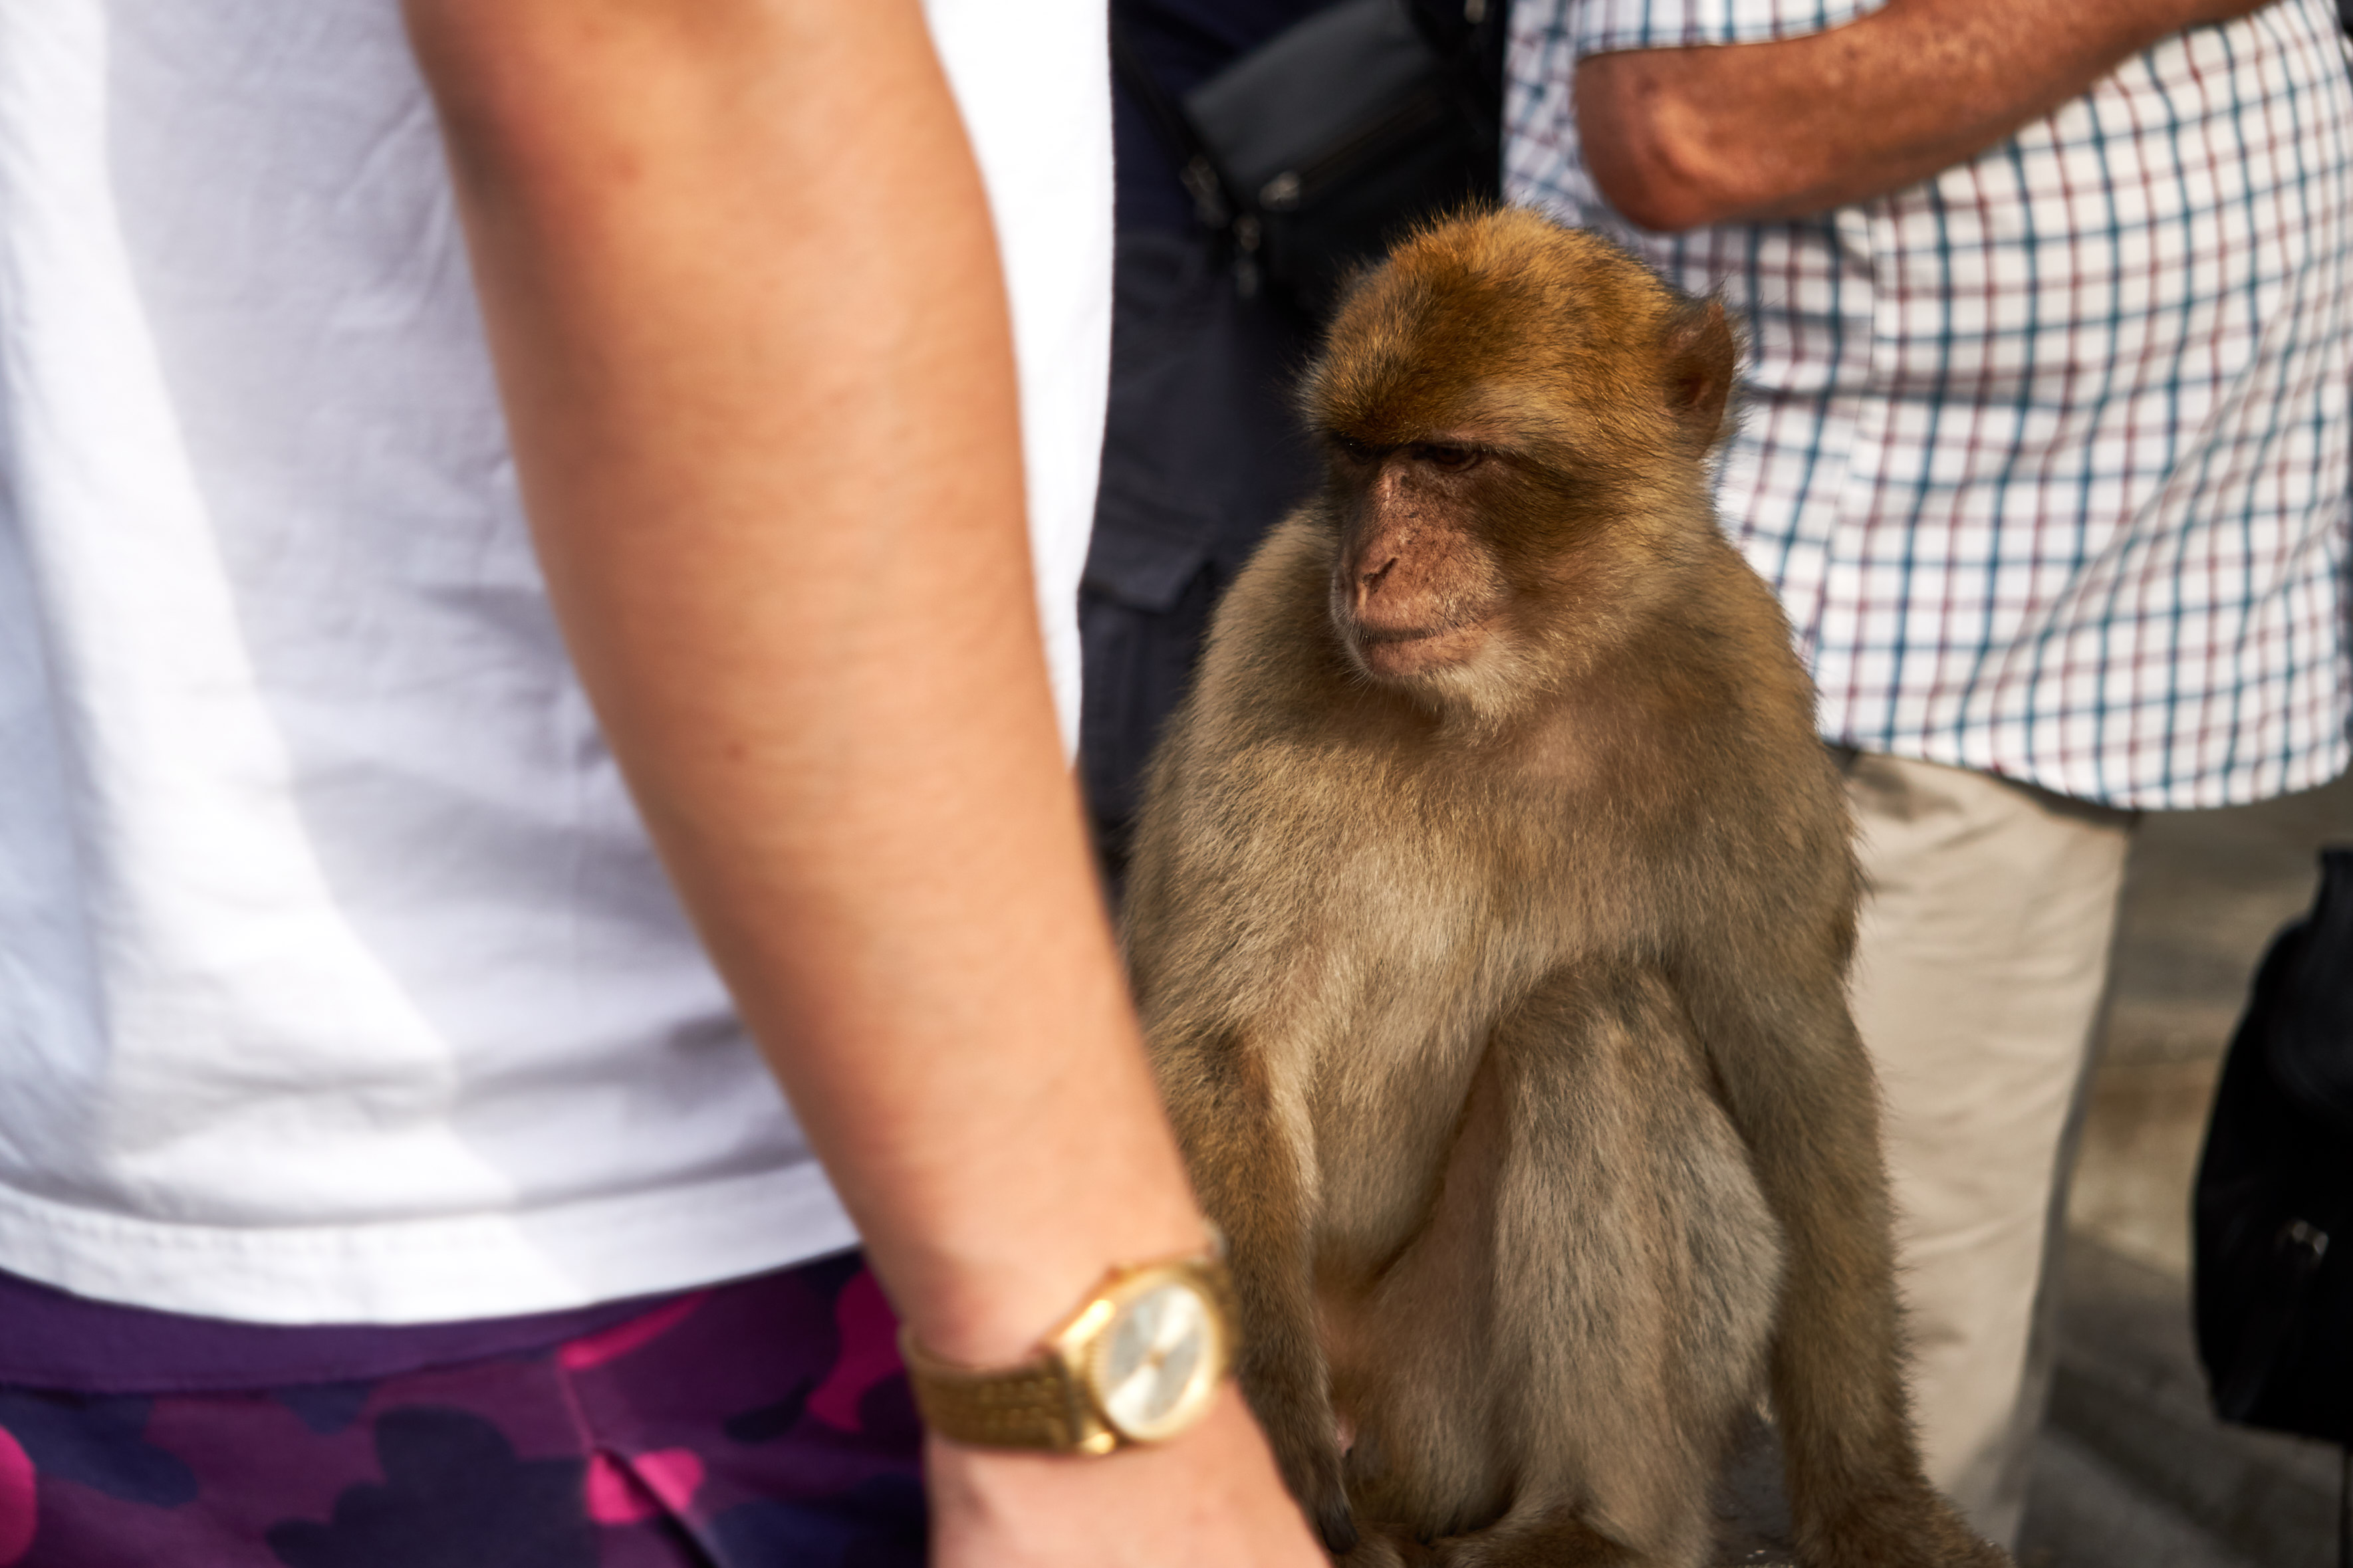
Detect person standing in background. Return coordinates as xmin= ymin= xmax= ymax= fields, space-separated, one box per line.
xmin=0 ymin=3 xmax=1322 ymax=1564
xmin=1081 ymin=0 xmax=1332 ymax=879
xmin=1509 ymin=0 xmax=2353 ymax=1546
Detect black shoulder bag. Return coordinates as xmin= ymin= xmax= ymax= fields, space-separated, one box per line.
xmin=1112 ymin=0 xmax=1507 ymax=320
xmin=2193 ymin=845 xmax=2353 ymax=1564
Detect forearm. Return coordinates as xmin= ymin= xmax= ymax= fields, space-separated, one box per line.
xmin=1577 ymin=0 xmax=2246 ymax=231
xmin=402 ymin=0 xmax=1202 ymax=1366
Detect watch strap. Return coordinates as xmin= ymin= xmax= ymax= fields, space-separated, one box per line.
xmin=898 ymin=1244 xmax=1235 ymax=1456
xmin=899 ymin=1331 xmax=1103 ymax=1452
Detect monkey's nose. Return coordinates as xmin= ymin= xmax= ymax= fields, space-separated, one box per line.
xmin=1354 ymin=555 xmax=1431 ymax=634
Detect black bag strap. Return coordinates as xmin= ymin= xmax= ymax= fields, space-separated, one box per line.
xmin=1108 ymin=21 xmax=1271 ymax=292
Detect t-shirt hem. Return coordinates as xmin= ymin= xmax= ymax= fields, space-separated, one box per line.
xmin=1828 ymin=728 xmax=2353 ymax=812
xmin=0 ymin=1159 xmax=860 ymax=1325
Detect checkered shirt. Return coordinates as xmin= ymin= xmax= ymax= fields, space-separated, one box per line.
xmin=1508 ymin=0 xmax=2353 ymax=808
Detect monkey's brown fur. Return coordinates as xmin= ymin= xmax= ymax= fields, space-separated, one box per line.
xmin=1123 ymin=210 xmax=2009 ymax=1568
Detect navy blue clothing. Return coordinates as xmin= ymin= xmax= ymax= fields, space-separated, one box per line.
xmin=1112 ymin=0 xmax=1331 ymax=231
xmin=1087 ymin=2 xmax=1336 ymax=877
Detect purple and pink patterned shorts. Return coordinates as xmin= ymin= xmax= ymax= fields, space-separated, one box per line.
xmin=0 ymin=1253 xmax=925 ymax=1567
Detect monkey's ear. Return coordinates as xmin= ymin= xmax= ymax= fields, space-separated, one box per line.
xmin=1661 ymin=298 xmax=1735 ymax=451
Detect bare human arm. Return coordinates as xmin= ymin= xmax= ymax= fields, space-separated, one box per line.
xmin=1576 ymin=0 xmax=2279 ymax=232
xmin=398 ymin=2 xmax=1322 ymax=1563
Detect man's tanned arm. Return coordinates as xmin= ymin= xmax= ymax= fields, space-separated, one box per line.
xmin=399 ymin=2 xmax=1322 ymax=1563
xmin=1578 ymin=0 xmax=2277 ymax=232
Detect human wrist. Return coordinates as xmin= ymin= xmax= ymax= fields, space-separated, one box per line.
xmin=844 ymin=1000 xmax=1214 ymax=1369
xmin=892 ymin=1200 xmax=1216 ymax=1369
xmin=903 ymin=1243 xmax=1235 ymax=1455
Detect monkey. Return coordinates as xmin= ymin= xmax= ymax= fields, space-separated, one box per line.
xmin=1119 ymin=209 xmax=2011 ymax=1568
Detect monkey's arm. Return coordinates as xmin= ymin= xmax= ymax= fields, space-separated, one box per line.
xmin=1156 ymin=1038 xmax=1358 ymax=1553
xmin=1574 ymin=0 xmax=2275 ymax=233
xmin=400 ymin=4 xmax=1320 ymax=1563
xmin=1687 ymin=961 xmax=2005 ymax=1566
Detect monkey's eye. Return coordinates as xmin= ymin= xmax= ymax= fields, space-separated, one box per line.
xmin=1331 ymin=435 xmax=1378 ymax=465
xmin=1414 ymin=444 xmax=1483 ymax=473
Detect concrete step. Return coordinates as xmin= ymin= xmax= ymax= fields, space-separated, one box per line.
xmin=2019 ymin=1427 xmax=2263 ymax=1568
xmin=2035 ymin=1235 xmax=2344 ymax=1567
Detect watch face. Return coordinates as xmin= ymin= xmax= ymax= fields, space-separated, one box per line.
xmin=1089 ymin=1274 xmax=1224 ymax=1442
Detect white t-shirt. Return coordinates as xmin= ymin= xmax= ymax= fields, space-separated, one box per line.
xmin=0 ymin=1 xmax=1111 ymax=1323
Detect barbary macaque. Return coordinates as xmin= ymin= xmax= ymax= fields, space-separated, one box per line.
xmin=1122 ymin=210 xmax=2009 ymax=1568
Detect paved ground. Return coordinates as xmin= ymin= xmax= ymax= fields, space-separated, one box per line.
xmin=2022 ymin=1236 xmax=2345 ymax=1568
xmin=2068 ymin=771 xmax=2353 ymax=1277
xmin=2021 ymin=771 xmax=2353 ymax=1567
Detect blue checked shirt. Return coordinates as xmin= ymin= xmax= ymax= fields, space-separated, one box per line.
xmin=1508 ymin=0 xmax=2353 ymax=808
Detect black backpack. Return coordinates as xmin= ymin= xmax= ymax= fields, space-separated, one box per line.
xmin=2192 ymin=846 xmax=2353 ymax=1557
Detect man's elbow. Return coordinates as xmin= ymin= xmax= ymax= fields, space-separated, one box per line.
xmin=1586 ymin=148 xmax=1736 ymax=234
xmin=1574 ymin=57 xmax=1780 ymax=234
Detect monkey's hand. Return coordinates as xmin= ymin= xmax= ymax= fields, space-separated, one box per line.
xmin=1234 ymin=1353 xmax=1359 ymax=1555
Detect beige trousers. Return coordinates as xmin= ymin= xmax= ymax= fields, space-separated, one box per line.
xmin=1840 ymin=751 xmax=2137 ymax=1549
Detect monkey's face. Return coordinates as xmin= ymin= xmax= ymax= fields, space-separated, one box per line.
xmin=1324 ymin=436 xmax=1512 ymax=683
xmin=1304 ymin=209 xmax=1737 ymax=717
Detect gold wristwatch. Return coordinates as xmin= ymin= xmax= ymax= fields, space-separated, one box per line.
xmin=901 ymin=1248 xmax=1237 ymax=1455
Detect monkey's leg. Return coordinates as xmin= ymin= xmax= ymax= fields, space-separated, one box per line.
xmin=1690 ymin=976 xmax=2010 ymax=1568
xmin=1362 ymin=971 xmax=1780 ymax=1568
xmin=1159 ymin=1034 xmax=1356 ymax=1553
xmin=1325 ymin=1041 xmax=1511 ymax=1549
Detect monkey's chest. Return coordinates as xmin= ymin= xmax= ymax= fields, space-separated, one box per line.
xmin=1255 ymin=847 xmax=1556 ymax=1255
xmin=1260 ymin=832 xmax=1524 ymax=1020
xmin=1191 ymin=796 xmax=1566 ymax=1053
xmin=1161 ymin=770 xmax=1596 ymax=1244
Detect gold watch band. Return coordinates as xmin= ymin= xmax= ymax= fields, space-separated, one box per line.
xmin=900 ymin=1248 xmax=1236 ymax=1456
xmin=898 ymin=1332 xmax=1096 ymax=1452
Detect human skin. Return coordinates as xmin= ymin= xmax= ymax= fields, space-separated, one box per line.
xmin=1576 ymin=0 xmax=2281 ymax=232
xmin=398 ymin=1 xmax=1322 ymax=1563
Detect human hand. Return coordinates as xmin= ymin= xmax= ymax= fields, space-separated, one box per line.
xmin=927 ymin=1386 xmax=1328 ymax=1568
